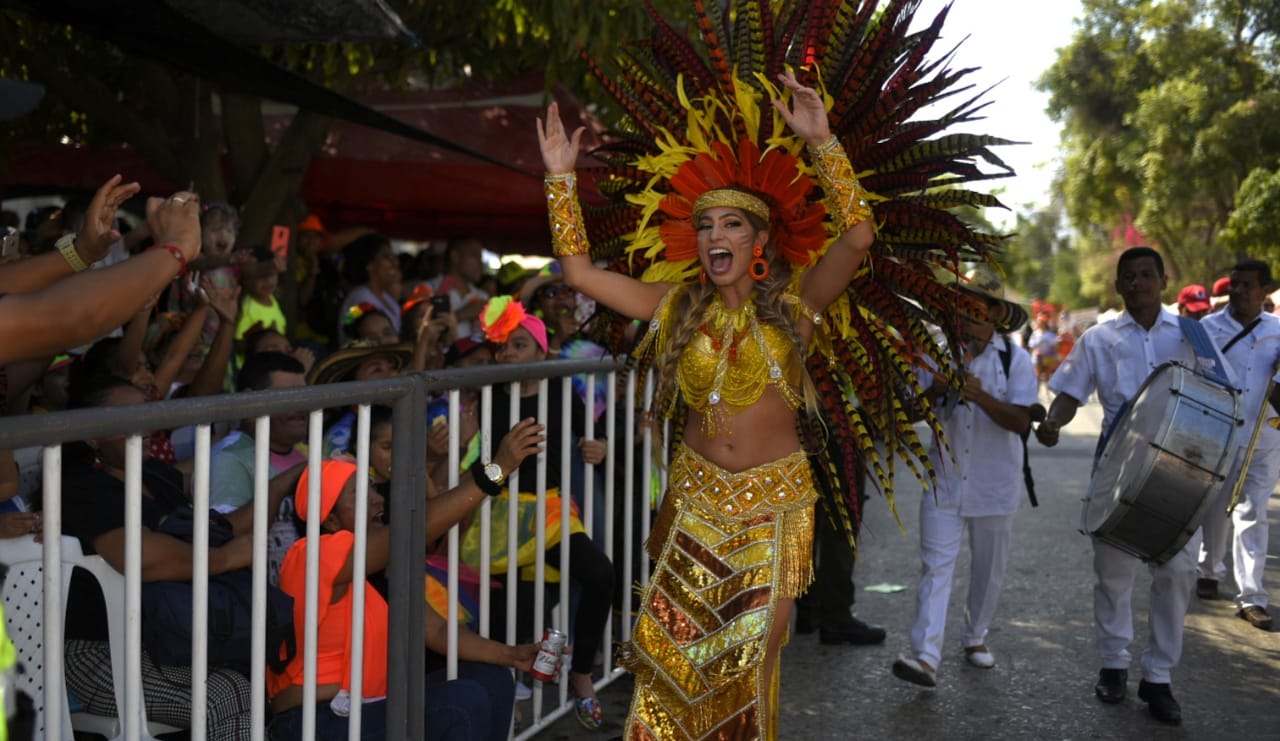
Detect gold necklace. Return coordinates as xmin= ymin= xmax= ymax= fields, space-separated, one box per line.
xmin=680 ymin=295 xmax=800 ymax=436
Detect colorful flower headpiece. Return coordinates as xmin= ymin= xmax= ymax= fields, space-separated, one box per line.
xmin=480 ymin=296 xmax=547 ymax=353
xmin=343 ymin=302 xmax=384 ymax=329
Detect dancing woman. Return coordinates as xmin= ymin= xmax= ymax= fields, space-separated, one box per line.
xmin=538 ymin=69 xmax=873 ymax=739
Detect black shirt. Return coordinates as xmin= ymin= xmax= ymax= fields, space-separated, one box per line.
xmin=61 ymin=458 xmax=187 ymax=640
xmin=490 ymin=382 xmax=604 ymax=492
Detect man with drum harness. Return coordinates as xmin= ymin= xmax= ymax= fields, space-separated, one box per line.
xmin=1196 ymin=258 xmax=1280 ymax=630
xmin=1035 ymin=247 xmax=1237 ymax=726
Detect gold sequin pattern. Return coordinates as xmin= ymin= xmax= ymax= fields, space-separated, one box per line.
xmin=808 ymin=135 xmax=874 ymax=234
xmin=544 ymin=173 xmax=591 ymax=256
xmin=677 ymin=297 xmax=804 ymax=437
xmin=622 ymin=445 xmax=816 ymax=740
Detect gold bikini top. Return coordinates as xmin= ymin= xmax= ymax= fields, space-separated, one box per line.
xmin=673 ymin=293 xmax=804 ymax=435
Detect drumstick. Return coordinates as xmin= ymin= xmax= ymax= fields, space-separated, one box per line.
xmin=1227 ymin=366 xmax=1279 ymax=514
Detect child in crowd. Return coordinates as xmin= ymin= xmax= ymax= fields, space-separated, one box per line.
xmin=235 ymin=245 xmax=288 ymax=343
xmin=192 ymin=202 xmax=244 ymax=345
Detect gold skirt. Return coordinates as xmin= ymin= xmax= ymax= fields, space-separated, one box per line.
xmin=622 ymin=445 xmax=817 ymax=740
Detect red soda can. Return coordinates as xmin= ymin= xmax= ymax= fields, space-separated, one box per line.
xmin=530 ymin=628 xmax=567 ymax=682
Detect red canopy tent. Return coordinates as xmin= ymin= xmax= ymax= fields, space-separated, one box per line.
xmin=281 ymin=77 xmax=604 ymax=253
xmin=2 ymin=75 xmax=604 ymax=254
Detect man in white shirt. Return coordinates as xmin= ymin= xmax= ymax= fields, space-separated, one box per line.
xmin=427 ymin=236 xmax=490 ymax=337
xmin=892 ymin=268 xmax=1038 ymax=688
xmin=1196 ymin=258 xmax=1280 ymax=630
xmin=1035 ymin=246 xmax=1234 ymax=726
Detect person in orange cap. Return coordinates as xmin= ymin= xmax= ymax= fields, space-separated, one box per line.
xmin=268 ymin=451 xmax=549 ymax=741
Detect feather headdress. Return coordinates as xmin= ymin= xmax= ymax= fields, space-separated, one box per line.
xmin=578 ymin=0 xmax=1016 ymax=538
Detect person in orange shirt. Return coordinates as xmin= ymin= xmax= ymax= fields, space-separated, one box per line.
xmin=267 ymin=456 xmax=545 ymax=741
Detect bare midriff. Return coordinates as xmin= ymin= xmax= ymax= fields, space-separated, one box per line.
xmin=682 ymin=385 xmax=802 ymax=473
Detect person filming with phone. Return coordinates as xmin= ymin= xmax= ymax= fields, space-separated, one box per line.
xmin=0 ymin=175 xmax=203 ymax=364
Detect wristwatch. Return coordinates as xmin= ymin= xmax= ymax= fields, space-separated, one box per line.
xmin=482 ymin=462 xmax=505 ymax=486
xmin=55 ymin=232 xmax=89 ymax=272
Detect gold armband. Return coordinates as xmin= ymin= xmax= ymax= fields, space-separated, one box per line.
xmin=544 ymin=173 xmax=591 ymax=257
xmin=808 ymin=136 xmax=873 ymax=234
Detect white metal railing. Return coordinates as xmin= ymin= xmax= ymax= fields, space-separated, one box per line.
xmin=8 ymin=358 xmax=651 ymax=740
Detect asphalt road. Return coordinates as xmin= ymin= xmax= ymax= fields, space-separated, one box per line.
xmin=533 ymin=397 xmax=1280 ymax=740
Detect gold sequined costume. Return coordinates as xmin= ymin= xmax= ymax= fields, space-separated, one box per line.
xmin=553 ymin=3 xmax=1017 ymax=737
xmin=615 ymin=283 xmax=814 ymax=740
xmin=621 ymin=445 xmax=817 ymax=740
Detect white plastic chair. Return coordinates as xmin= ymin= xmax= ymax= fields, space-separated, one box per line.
xmin=0 ymin=534 xmax=180 ymax=740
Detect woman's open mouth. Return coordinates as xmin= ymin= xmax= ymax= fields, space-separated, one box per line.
xmin=707 ymin=248 xmax=733 ymax=276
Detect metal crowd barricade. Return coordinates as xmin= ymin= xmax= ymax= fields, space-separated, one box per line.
xmin=0 ymin=356 xmax=657 ymax=740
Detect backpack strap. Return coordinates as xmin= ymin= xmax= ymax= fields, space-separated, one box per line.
xmin=997 ymin=338 xmax=1038 ymax=508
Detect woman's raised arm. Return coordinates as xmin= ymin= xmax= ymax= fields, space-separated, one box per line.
xmin=537 ymin=102 xmax=668 ymax=321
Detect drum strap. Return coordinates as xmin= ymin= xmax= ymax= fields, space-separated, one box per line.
xmin=1178 ymin=316 xmax=1231 ymax=388
xmin=997 ymin=343 xmax=1038 ymax=507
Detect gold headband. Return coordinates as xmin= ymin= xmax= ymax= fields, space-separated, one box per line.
xmin=692 ymin=189 xmax=770 ymax=226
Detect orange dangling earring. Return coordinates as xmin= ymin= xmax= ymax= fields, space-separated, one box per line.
xmin=700 ymin=266 xmax=709 ymax=285
xmin=749 ymin=244 xmax=769 ymax=281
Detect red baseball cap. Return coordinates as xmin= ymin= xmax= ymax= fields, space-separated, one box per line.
xmin=1212 ymin=276 xmax=1231 ymax=297
xmin=1177 ymin=284 xmax=1211 ymax=314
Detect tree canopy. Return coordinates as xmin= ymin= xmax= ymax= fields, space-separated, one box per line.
xmin=1037 ymin=0 xmax=1280 ymax=301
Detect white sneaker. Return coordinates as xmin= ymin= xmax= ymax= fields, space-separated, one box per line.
xmin=514 ymin=680 xmax=532 ymax=701
xmin=964 ymin=645 xmax=995 ymax=668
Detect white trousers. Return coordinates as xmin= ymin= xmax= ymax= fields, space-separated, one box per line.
xmin=1093 ymin=529 xmax=1199 ymax=684
xmin=1197 ymin=446 xmax=1279 ymax=608
xmin=909 ymin=494 xmax=1014 ymax=669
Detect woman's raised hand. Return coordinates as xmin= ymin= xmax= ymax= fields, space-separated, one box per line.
xmin=536 ymin=101 xmax=584 ymax=176
xmin=772 ymin=70 xmax=832 ymax=147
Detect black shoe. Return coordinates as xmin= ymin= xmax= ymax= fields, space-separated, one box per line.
xmin=1238 ymin=605 xmax=1274 ymax=630
xmin=819 ymin=616 xmax=886 ymax=645
xmin=1196 ymin=578 xmax=1219 ymax=600
xmin=1094 ymin=668 xmax=1127 ymax=704
xmin=1137 ymin=680 xmax=1182 ymax=725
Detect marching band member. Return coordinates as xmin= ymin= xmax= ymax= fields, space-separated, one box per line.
xmin=1196 ymin=258 xmax=1280 ymax=630
xmin=1035 ymin=246 xmax=1235 ymax=726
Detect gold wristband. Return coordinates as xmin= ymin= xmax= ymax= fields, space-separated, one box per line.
xmin=55 ymin=233 xmax=89 ymax=272
xmin=544 ymin=173 xmax=591 ymax=257
xmin=807 ymin=136 xmax=874 ymax=234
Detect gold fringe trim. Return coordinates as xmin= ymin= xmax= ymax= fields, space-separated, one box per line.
xmin=774 ymin=505 xmax=815 ymax=599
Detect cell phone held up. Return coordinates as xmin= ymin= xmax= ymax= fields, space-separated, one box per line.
xmin=429 ymin=294 xmax=452 ymax=315
xmin=0 ymin=227 xmax=19 ymax=259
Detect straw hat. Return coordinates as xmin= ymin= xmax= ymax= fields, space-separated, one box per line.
xmin=958 ymin=267 xmax=1028 ymax=333
xmin=307 ymin=339 xmax=413 ymax=386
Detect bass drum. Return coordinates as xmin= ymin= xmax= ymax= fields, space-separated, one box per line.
xmin=1082 ymin=362 xmax=1240 ymax=564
